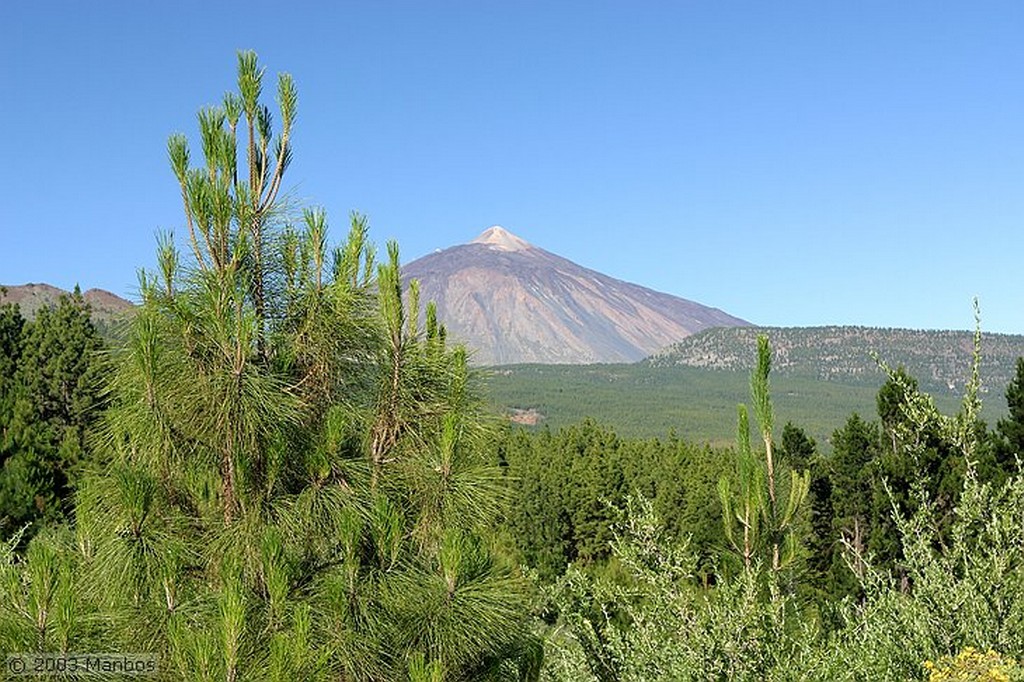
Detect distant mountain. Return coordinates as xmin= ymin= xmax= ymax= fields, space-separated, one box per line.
xmin=648 ymin=325 xmax=1024 ymax=396
xmin=0 ymin=283 xmax=134 ymax=323
xmin=402 ymin=226 xmax=749 ymax=364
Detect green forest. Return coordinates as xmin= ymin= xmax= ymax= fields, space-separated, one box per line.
xmin=481 ymin=362 xmax=980 ymax=447
xmin=3 ymin=53 xmax=1024 ymax=681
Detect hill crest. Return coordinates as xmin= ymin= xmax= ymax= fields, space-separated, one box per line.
xmin=648 ymin=325 xmax=1024 ymax=395
xmin=0 ymin=283 xmax=134 ymax=322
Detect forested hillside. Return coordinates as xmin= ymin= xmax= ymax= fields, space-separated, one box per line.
xmin=481 ymin=326 xmax=1021 ymax=447
xmin=651 ymin=325 xmax=1024 ymax=395
xmin=496 ymin=337 xmax=1024 ymax=680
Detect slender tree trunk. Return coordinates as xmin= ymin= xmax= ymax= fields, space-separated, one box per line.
xmin=764 ymin=433 xmax=780 ymax=572
xmin=743 ymin=518 xmax=752 ymax=570
xmin=851 ymin=517 xmax=865 ymax=580
xmin=251 ymin=214 xmax=266 ymax=360
xmin=371 ymin=328 xmax=403 ymax=488
xmin=222 ymin=447 xmax=236 ymax=524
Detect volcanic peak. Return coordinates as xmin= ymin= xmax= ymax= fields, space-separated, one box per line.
xmin=402 ymin=227 xmax=749 ymax=364
xmin=470 ymin=226 xmax=532 ymax=252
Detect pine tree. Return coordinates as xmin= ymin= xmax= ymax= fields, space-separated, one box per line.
xmin=780 ymin=422 xmax=816 ymax=473
xmin=1 ymin=51 xmax=538 ymax=680
xmin=828 ymin=413 xmax=880 ymax=586
xmin=870 ymin=368 xmax=970 ymax=578
xmin=720 ymin=335 xmax=809 ymax=574
xmin=0 ymin=302 xmax=24 ymax=400
xmin=996 ymin=357 xmax=1024 ymax=468
xmin=0 ymin=302 xmax=25 ymax=453
xmin=719 ymin=405 xmax=765 ymax=571
xmin=0 ymin=292 xmax=106 ymax=541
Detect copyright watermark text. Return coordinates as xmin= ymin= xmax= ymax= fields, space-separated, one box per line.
xmin=6 ymin=653 xmax=157 ymax=677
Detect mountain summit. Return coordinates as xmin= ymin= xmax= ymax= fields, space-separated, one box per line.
xmin=470 ymin=225 xmax=533 ymax=251
xmin=402 ymin=227 xmax=749 ymax=364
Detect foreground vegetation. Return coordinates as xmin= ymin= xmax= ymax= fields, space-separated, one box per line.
xmin=2 ymin=52 xmax=1024 ymax=681
xmin=1 ymin=52 xmax=537 ymax=680
xmin=515 ymin=324 xmax=1024 ymax=680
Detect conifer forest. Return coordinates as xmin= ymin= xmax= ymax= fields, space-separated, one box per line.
xmin=3 ymin=53 xmax=1024 ymax=682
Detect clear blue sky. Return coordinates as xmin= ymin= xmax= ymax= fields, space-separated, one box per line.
xmin=3 ymin=1 xmax=1023 ymax=333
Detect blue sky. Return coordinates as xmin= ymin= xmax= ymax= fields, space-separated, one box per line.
xmin=2 ymin=1 xmax=1023 ymax=333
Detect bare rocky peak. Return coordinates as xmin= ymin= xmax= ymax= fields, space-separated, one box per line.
xmin=470 ymin=225 xmax=533 ymax=252
xmin=403 ymin=227 xmax=749 ymax=365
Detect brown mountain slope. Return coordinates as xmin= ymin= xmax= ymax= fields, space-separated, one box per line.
xmin=402 ymin=226 xmax=749 ymax=364
xmin=0 ymin=283 xmax=134 ymax=322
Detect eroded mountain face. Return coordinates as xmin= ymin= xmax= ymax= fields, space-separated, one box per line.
xmin=402 ymin=226 xmax=748 ymax=365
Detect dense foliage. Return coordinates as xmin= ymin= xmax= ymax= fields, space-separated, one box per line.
xmin=533 ymin=330 xmax=1024 ymax=681
xmin=496 ymin=421 xmax=730 ymax=584
xmin=0 ymin=290 xmax=107 ymax=542
xmin=495 ymin=353 xmax=1019 ymax=596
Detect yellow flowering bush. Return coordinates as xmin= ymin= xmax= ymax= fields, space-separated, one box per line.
xmin=923 ymin=647 xmax=1023 ymax=682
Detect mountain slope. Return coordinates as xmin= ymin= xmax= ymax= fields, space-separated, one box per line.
xmin=0 ymin=283 xmax=134 ymax=322
xmin=649 ymin=325 xmax=1024 ymax=395
xmin=402 ymin=226 xmax=749 ymax=364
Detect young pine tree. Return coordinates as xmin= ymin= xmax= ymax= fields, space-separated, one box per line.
xmin=720 ymin=335 xmax=809 ymax=574
xmin=0 ymin=51 xmax=538 ymax=681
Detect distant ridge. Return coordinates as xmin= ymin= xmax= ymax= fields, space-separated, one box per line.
xmin=402 ymin=226 xmax=749 ymax=365
xmin=648 ymin=325 xmax=1024 ymax=395
xmin=0 ymin=283 xmax=134 ymax=322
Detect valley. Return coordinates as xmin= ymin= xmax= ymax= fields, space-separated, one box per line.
xmin=482 ymin=356 xmax=987 ymax=449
